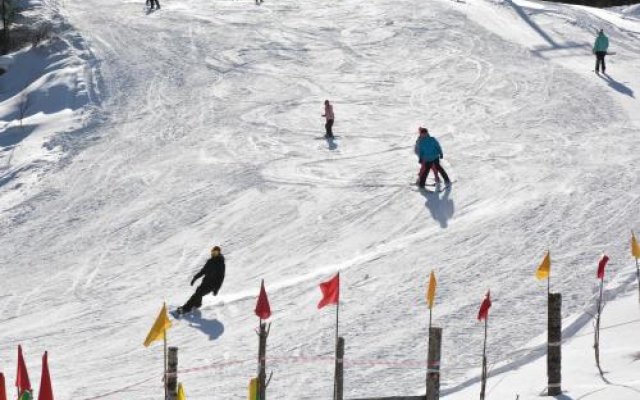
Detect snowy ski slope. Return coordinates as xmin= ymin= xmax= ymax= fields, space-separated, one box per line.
xmin=1 ymin=0 xmax=639 ymax=398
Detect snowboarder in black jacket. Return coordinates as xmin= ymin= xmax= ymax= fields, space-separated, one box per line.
xmin=177 ymin=246 xmax=225 ymax=315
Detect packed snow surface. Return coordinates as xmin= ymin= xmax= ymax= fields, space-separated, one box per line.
xmin=0 ymin=0 xmax=639 ymax=398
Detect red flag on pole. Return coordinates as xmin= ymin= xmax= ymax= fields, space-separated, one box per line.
xmin=0 ymin=372 xmax=7 ymax=400
xmin=597 ymin=255 xmax=610 ymax=280
xmin=37 ymin=352 xmax=54 ymax=400
xmin=16 ymin=345 xmax=31 ymax=395
xmin=254 ymin=279 xmax=271 ymax=320
xmin=477 ymin=290 xmax=492 ymax=321
xmin=317 ymin=273 xmax=340 ymax=309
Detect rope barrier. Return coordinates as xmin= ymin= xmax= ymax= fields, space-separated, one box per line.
xmin=80 ymin=376 xmax=156 ymax=400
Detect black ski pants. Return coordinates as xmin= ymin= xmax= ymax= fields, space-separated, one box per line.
xmin=181 ymin=285 xmax=211 ymax=313
xmin=325 ymin=119 xmax=334 ymax=137
xmin=419 ymin=159 xmax=450 ymax=186
xmin=149 ymin=0 xmax=160 ymax=8
xmin=595 ymin=51 xmax=606 ymax=73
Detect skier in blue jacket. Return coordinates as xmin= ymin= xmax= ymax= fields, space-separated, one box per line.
xmin=593 ymin=29 xmax=609 ymax=74
xmin=415 ymin=127 xmax=451 ymax=188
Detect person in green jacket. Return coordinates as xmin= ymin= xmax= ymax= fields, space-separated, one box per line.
xmin=593 ymin=29 xmax=609 ymax=74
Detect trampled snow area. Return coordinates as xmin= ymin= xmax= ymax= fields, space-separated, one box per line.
xmin=447 ymin=288 xmax=640 ymax=400
xmin=0 ymin=0 xmax=639 ymax=398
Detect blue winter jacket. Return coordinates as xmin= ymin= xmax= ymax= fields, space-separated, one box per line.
xmin=415 ymin=136 xmax=443 ymax=162
xmin=593 ymin=33 xmax=609 ymax=53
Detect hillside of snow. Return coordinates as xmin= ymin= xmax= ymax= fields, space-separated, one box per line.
xmin=447 ymin=287 xmax=640 ymax=400
xmin=0 ymin=0 xmax=639 ymax=398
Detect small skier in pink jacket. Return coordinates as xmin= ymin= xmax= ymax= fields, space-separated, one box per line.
xmin=322 ymin=100 xmax=335 ymax=138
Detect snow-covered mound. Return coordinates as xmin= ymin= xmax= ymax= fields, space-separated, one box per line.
xmin=447 ymin=283 xmax=640 ymax=400
xmin=0 ymin=0 xmax=639 ymax=398
xmin=0 ymin=0 xmax=100 ymax=213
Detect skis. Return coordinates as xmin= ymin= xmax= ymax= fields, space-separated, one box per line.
xmin=410 ymin=180 xmax=455 ymax=193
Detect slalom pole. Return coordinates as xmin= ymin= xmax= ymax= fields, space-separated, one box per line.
xmin=595 ymin=274 xmax=604 ymax=374
xmin=636 ymin=258 xmax=640 ymax=304
xmin=333 ymin=300 xmax=340 ymax=400
xmin=480 ymin=317 xmax=488 ymax=400
xmin=164 ymin=330 xmax=168 ymax=400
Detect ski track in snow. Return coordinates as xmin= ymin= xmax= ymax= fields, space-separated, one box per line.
xmin=1 ymin=0 xmax=640 ymax=398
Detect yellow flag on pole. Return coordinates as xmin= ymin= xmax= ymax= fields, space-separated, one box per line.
xmin=632 ymin=232 xmax=640 ymax=259
xmin=426 ymin=270 xmax=437 ymax=309
xmin=535 ymin=251 xmax=551 ymax=280
xmin=177 ymin=383 xmax=186 ymax=400
xmin=143 ymin=303 xmax=172 ymax=347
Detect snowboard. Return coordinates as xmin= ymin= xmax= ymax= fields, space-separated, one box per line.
xmin=169 ymin=306 xmax=185 ymax=319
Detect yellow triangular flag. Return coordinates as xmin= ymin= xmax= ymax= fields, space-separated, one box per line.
xmin=535 ymin=251 xmax=551 ymax=280
xmin=177 ymin=383 xmax=186 ymax=400
xmin=632 ymin=232 xmax=640 ymax=259
xmin=426 ymin=270 xmax=437 ymax=310
xmin=143 ymin=303 xmax=172 ymax=347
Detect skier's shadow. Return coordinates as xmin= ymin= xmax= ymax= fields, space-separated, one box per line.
xmin=326 ymin=136 xmax=338 ymax=150
xmin=420 ymin=186 xmax=454 ymax=228
xmin=182 ymin=310 xmax=225 ymax=341
xmin=599 ymin=73 xmax=634 ymax=98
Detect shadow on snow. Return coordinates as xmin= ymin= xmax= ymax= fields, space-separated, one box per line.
xmin=599 ymin=73 xmax=634 ymax=98
xmin=419 ymin=185 xmax=454 ymax=228
xmin=181 ymin=309 xmax=225 ymax=341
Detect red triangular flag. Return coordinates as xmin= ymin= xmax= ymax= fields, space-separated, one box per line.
xmin=597 ymin=255 xmax=609 ymax=280
xmin=477 ymin=290 xmax=492 ymax=321
xmin=254 ymin=280 xmax=271 ymax=320
xmin=317 ymin=273 xmax=340 ymax=309
xmin=0 ymin=372 xmax=7 ymax=400
xmin=37 ymin=352 xmax=54 ymax=400
xmin=16 ymin=345 xmax=31 ymax=395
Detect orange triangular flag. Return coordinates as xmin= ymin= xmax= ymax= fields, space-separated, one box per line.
xmin=535 ymin=251 xmax=551 ymax=280
xmin=143 ymin=303 xmax=172 ymax=347
xmin=426 ymin=271 xmax=437 ymax=310
xmin=632 ymin=231 xmax=640 ymax=259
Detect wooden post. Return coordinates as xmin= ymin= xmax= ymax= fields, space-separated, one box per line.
xmin=426 ymin=327 xmax=442 ymax=400
xmin=167 ymin=347 xmax=178 ymax=400
xmin=547 ymin=293 xmax=562 ymax=396
xmin=258 ymin=322 xmax=269 ymax=400
xmin=335 ymin=337 xmax=345 ymax=400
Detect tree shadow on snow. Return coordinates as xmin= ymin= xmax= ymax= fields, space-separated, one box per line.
xmin=505 ymin=0 xmax=589 ymax=58
xmin=599 ymin=73 xmax=634 ymax=98
xmin=420 ymin=185 xmax=454 ymax=228
xmin=0 ymin=125 xmax=36 ymax=148
xmin=182 ymin=310 xmax=225 ymax=341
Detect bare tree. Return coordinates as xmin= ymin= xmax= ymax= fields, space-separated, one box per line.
xmin=1 ymin=0 xmax=9 ymax=54
xmin=18 ymin=90 xmax=29 ymax=129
